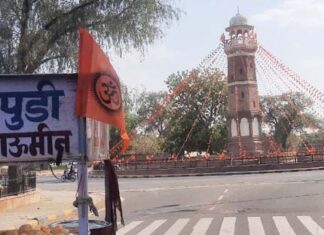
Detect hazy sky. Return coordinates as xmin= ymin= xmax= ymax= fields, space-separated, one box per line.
xmin=110 ymin=0 xmax=324 ymax=95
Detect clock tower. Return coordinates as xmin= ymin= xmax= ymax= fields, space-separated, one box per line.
xmin=223 ymin=11 xmax=263 ymax=157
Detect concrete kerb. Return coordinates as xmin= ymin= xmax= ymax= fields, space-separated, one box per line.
xmin=88 ymin=166 xmax=324 ymax=179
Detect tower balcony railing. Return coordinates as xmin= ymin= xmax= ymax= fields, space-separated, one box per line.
xmin=224 ymin=37 xmax=257 ymax=54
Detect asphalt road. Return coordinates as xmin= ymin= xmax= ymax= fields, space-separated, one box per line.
xmin=37 ymin=170 xmax=324 ymax=234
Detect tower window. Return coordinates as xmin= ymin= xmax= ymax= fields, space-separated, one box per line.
xmin=231 ymin=75 xmax=234 ymax=81
xmin=241 ymin=92 xmax=245 ymax=98
xmin=250 ymin=63 xmax=253 ymax=69
xmin=231 ymin=87 xmax=235 ymax=94
xmin=239 ymin=68 xmax=243 ymax=74
xmin=253 ymin=101 xmax=256 ymax=107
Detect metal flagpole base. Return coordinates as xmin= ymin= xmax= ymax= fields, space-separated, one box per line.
xmin=77 ymin=161 xmax=89 ymax=235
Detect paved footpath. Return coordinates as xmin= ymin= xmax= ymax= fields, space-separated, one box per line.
xmin=0 ymin=189 xmax=105 ymax=231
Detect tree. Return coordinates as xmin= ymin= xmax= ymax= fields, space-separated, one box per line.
xmin=131 ymin=134 xmax=163 ymax=154
xmin=261 ymin=92 xmax=320 ymax=149
xmin=137 ymin=91 xmax=167 ymax=136
xmin=0 ymin=0 xmax=180 ymax=73
xmin=162 ymin=68 xmax=227 ymax=154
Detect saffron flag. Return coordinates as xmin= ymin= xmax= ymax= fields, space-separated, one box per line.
xmin=76 ymin=28 xmax=130 ymax=152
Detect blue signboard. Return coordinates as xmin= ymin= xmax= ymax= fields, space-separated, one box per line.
xmin=0 ymin=74 xmax=81 ymax=163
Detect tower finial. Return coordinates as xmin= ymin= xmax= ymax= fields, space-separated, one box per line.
xmin=237 ymin=6 xmax=240 ymax=14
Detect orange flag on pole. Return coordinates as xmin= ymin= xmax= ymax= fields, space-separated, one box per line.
xmin=76 ymin=28 xmax=130 ymax=152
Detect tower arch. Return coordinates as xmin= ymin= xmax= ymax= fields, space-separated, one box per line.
xmin=231 ymin=119 xmax=238 ymax=137
xmin=240 ymin=118 xmax=249 ymax=136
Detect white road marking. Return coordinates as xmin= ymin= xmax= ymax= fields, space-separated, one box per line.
xmin=120 ymin=181 xmax=309 ymax=193
xmin=117 ymin=221 xmax=143 ymax=235
xmin=224 ymin=189 xmax=229 ymax=193
xmin=273 ymin=216 xmax=296 ymax=235
xmin=117 ymin=215 xmax=324 ymax=235
xmin=137 ymin=219 xmax=166 ymax=235
xmin=209 ymin=193 xmax=225 ymax=210
xmin=219 ymin=217 xmax=236 ymax=235
xmin=164 ymin=218 xmax=190 ymax=235
xmin=248 ymin=217 xmax=265 ymax=235
xmin=298 ymin=216 xmax=324 ymax=235
xmin=190 ymin=218 xmax=213 ymax=235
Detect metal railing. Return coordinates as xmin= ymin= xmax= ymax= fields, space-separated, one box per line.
xmin=93 ymin=153 xmax=324 ymax=172
xmin=0 ymin=170 xmax=36 ymax=198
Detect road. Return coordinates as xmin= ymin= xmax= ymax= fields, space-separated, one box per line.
xmin=38 ymin=170 xmax=324 ymax=234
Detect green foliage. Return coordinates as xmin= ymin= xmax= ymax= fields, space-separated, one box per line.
xmin=162 ymin=68 xmax=228 ymax=154
xmin=287 ymin=132 xmax=324 ymax=149
xmin=131 ymin=134 xmax=163 ymax=154
xmin=0 ymin=0 xmax=180 ymax=73
xmin=137 ymin=91 xmax=167 ymax=136
xmin=304 ymin=131 xmax=324 ymax=147
xmin=115 ymin=68 xmax=228 ymax=155
xmin=261 ymin=92 xmax=320 ymax=149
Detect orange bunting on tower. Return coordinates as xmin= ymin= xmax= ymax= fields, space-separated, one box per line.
xmin=76 ymin=28 xmax=130 ymax=152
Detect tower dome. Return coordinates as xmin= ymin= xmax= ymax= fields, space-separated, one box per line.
xmin=229 ymin=12 xmax=248 ymax=26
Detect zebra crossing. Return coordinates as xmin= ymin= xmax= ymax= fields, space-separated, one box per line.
xmin=117 ymin=215 xmax=324 ymax=235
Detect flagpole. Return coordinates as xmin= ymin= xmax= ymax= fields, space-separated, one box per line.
xmin=78 ymin=117 xmax=89 ymax=235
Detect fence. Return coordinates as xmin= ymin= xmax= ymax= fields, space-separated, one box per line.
xmin=0 ymin=170 xmax=36 ymax=198
xmin=93 ymin=153 xmax=324 ymax=172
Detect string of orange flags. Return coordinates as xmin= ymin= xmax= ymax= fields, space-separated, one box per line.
xmin=257 ymin=49 xmax=323 ymax=121
xmin=163 ymin=51 xmax=226 ymax=128
xmin=256 ymin=76 xmax=307 ymax=156
xmin=129 ymin=70 xmax=202 ymax=158
xmin=204 ymin=50 xmax=228 ymax=157
xmin=109 ymin=44 xmax=225 ymax=157
xmin=258 ymin=44 xmax=324 ymax=106
xmin=132 ymin=47 xmax=226 ymax=157
xmin=256 ymin=66 xmax=300 ymax=155
xmin=256 ymin=53 xmax=321 ymax=132
xmin=256 ymin=70 xmax=281 ymax=155
xmin=109 ymin=70 xmax=204 ymax=156
xmin=176 ymin=77 xmax=215 ymax=158
xmin=205 ymin=86 xmax=227 ymax=156
xmin=110 ymin=59 xmax=218 ymax=155
xmin=257 ymin=46 xmax=323 ymax=103
xmin=258 ymin=59 xmax=322 ymax=154
xmin=195 ymin=46 xmax=228 ymax=158
xmin=256 ymin=58 xmax=312 ymax=153
xmin=257 ymin=47 xmax=324 ymax=117
xmin=171 ymin=51 xmax=227 ymax=157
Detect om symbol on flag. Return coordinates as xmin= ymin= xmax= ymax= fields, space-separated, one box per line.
xmin=94 ymin=73 xmax=121 ymax=111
